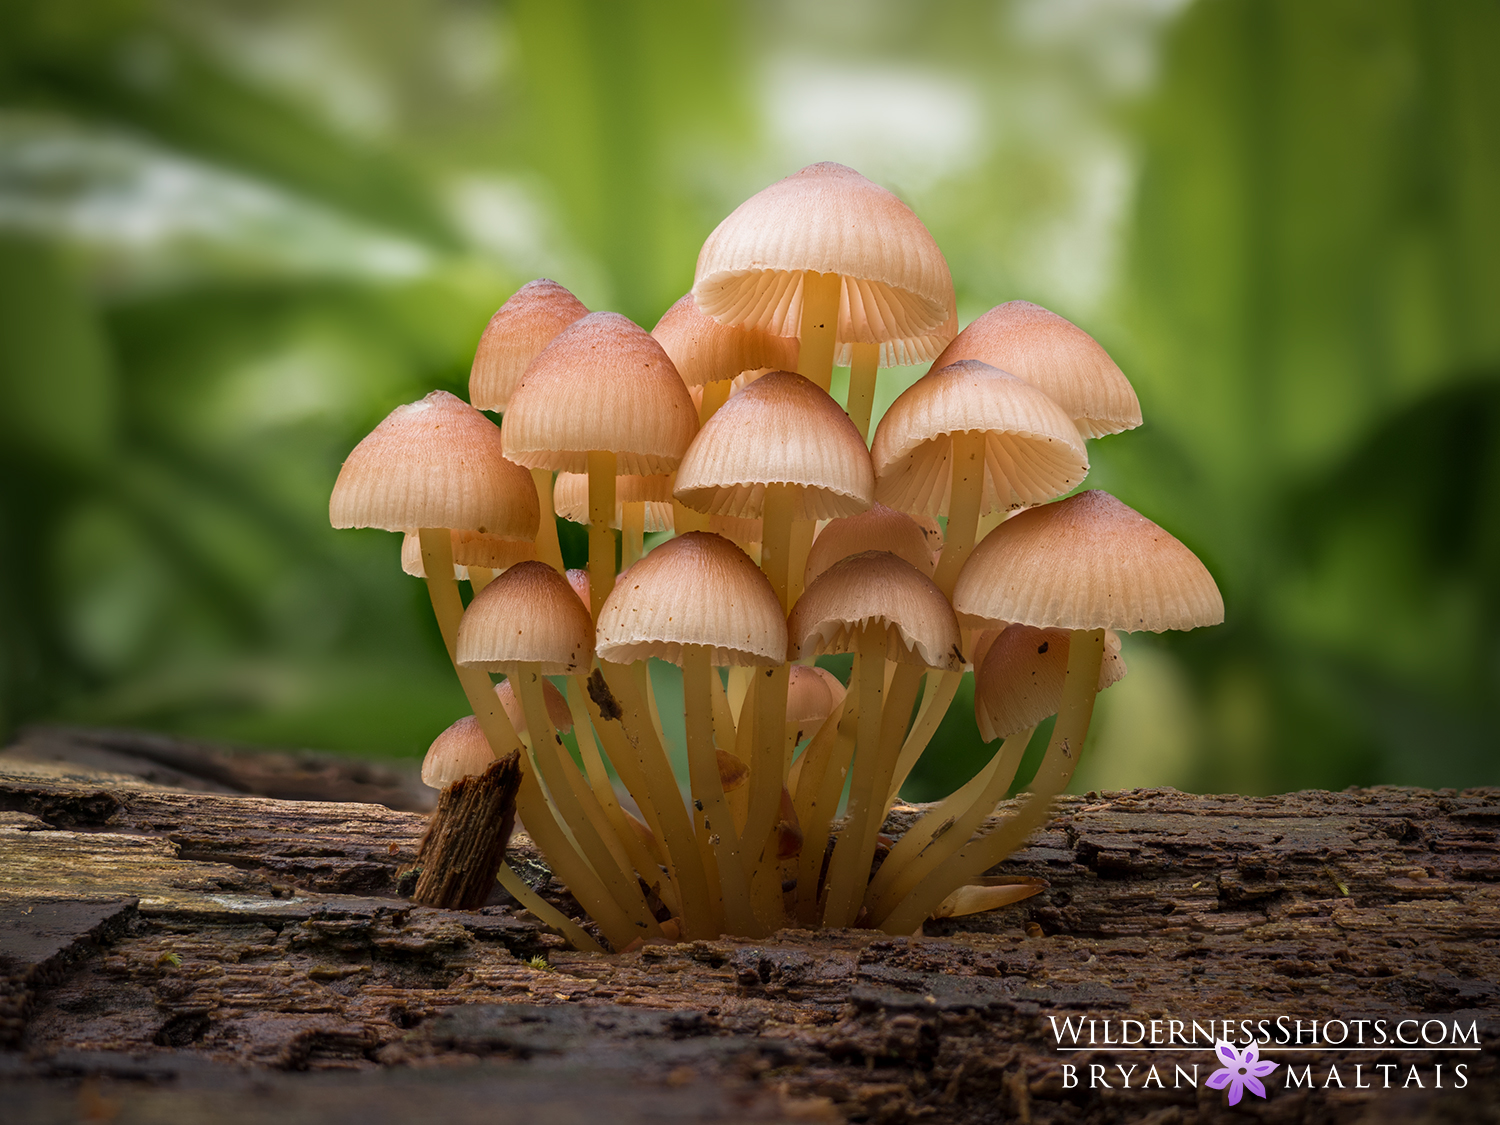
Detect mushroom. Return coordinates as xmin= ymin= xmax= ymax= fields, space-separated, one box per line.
xmin=786 ymin=550 xmax=963 ymax=927
xmin=329 ymin=390 xmax=538 ymax=768
xmin=457 ymin=560 xmax=659 ymax=948
xmin=692 ymin=163 xmax=954 ymax=404
xmin=502 ymin=312 xmax=698 ymax=621
xmin=973 ymin=625 xmax=1126 ymax=743
xmin=877 ymin=490 xmax=1223 ymax=934
xmin=597 ymin=531 xmax=787 ymax=936
xmin=929 ymin=300 xmax=1141 ymax=440
xmin=468 ymin=279 xmax=591 ymax=572
xmin=804 ymin=503 xmax=937 ymax=588
xmin=871 ymin=359 xmax=1089 ymax=597
xmin=420 ymin=678 xmax=572 ymax=788
xmin=674 ymin=370 xmax=874 ymax=903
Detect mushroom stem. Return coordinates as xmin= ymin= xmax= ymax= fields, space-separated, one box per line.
xmin=417 ymin=529 xmax=631 ymax=947
xmin=856 ymin=662 xmax=925 ymax=886
xmin=742 ymin=661 xmax=791 ymax=929
xmin=798 ymin=270 xmax=842 ymax=393
xmin=699 ymin=380 xmax=731 ymax=426
xmin=621 ymin=501 xmax=646 ymax=569
xmin=530 ymin=468 xmax=566 ymax=572
xmin=760 ymin=483 xmax=797 ymax=612
xmin=885 ymin=669 xmax=965 ymax=804
xmin=879 ymin=628 xmax=1106 ymax=934
xmin=785 ymin=519 xmax=817 ymax=609
xmin=512 ymin=664 xmax=660 ymax=938
xmin=497 ymin=863 xmax=605 ymax=953
xmin=586 ymin=451 xmax=617 ymax=621
xmin=792 ymin=681 xmax=857 ymax=924
xmin=846 ymin=341 xmax=880 ymax=440
xmin=468 ymin=566 xmax=495 ymax=595
xmin=683 ymin=646 xmax=756 ymax=936
xmin=821 ymin=626 xmax=890 ymax=927
xmin=563 ymin=677 xmax=673 ymax=915
xmin=865 ymin=725 xmax=1035 ymax=925
xmin=931 ymin=430 xmax=987 ymax=598
xmin=574 ymin=671 xmax=686 ymax=915
xmin=594 ymin=660 xmax=719 ymax=939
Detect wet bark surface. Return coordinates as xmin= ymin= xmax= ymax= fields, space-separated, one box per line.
xmin=2 ymin=750 xmax=1498 ymax=1124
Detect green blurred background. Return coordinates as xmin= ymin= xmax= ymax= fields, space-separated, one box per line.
xmin=2 ymin=0 xmax=1496 ymax=797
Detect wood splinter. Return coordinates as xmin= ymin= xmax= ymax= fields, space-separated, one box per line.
xmin=408 ymin=752 xmax=521 ymax=910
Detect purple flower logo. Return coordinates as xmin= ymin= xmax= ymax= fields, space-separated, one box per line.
xmin=1207 ymin=1039 xmax=1278 ymax=1105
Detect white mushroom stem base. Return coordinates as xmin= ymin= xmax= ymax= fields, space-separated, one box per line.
xmin=879 ymin=627 xmax=1106 ymax=935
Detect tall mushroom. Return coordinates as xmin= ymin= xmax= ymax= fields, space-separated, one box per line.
xmin=456 ymin=560 xmax=659 ymax=949
xmin=692 ymin=163 xmax=954 ymax=408
xmin=596 ymin=532 xmax=787 ymax=936
xmin=469 ymin=279 xmax=591 ymax=571
xmin=329 ymin=390 xmax=539 ymax=765
xmin=675 ymin=370 xmax=874 ymax=903
xmin=878 ymin=490 xmax=1223 ymax=934
xmin=502 ymin=312 xmax=698 ymax=621
xmin=786 ymin=550 xmax=964 ymax=927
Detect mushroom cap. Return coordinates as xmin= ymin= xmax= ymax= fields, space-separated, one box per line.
xmin=553 ymin=472 xmax=674 ymax=532
xmin=420 ymin=715 xmax=494 ymax=788
xmin=401 ymin=529 xmax=537 ymax=578
xmin=502 ymin=311 xmax=699 ymax=475
xmin=805 ymin=503 xmax=936 ymax=588
xmin=952 ymin=490 xmax=1225 ymax=633
xmin=469 ymin=279 xmax=589 ymax=411
xmin=495 ymin=676 xmax=574 ymax=735
xmin=786 ymin=664 xmax=847 ymax=727
xmin=330 ymin=391 xmax=541 ymax=537
xmin=652 ymin=293 xmax=798 ymax=388
xmin=787 ymin=550 xmax=963 ymax=671
xmin=595 ymin=532 xmax=787 ymax=667
xmin=930 ymin=301 xmax=1141 ymax=439
xmin=564 ymin=568 xmax=591 ymax=609
xmin=871 ymin=360 xmax=1089 ymax=517
xmin=974 ymin=625 xmax=1126 ymax=741
xmin=693 ymin=163 xmax=952 ymax=358
xmin=456 ymin=560 xmax=595 ymax=674
xmin=674 ymin=370 xmax=874 ymax=520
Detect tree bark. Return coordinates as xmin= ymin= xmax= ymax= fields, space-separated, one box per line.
xmin=1 ymin=747 xmax=1497 ymax=1124
xmin=409 ymin=753 xmax=520 ymax=910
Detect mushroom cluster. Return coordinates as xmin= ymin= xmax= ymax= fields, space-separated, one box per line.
xmin=330 ymin=162 xmax=1223 ymax=948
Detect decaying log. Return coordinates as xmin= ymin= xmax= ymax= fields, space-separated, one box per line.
xmin=409 ymin=753 xmax=521 ymax=910
xmin=1 ymin=751 xmax=1498 ymax=1124
xmin=2 ymin=725 xmax=433 ymax=811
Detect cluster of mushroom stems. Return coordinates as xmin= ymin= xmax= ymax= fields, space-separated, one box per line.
xmin=331 ymin=163 xmax=1224 ymax=951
